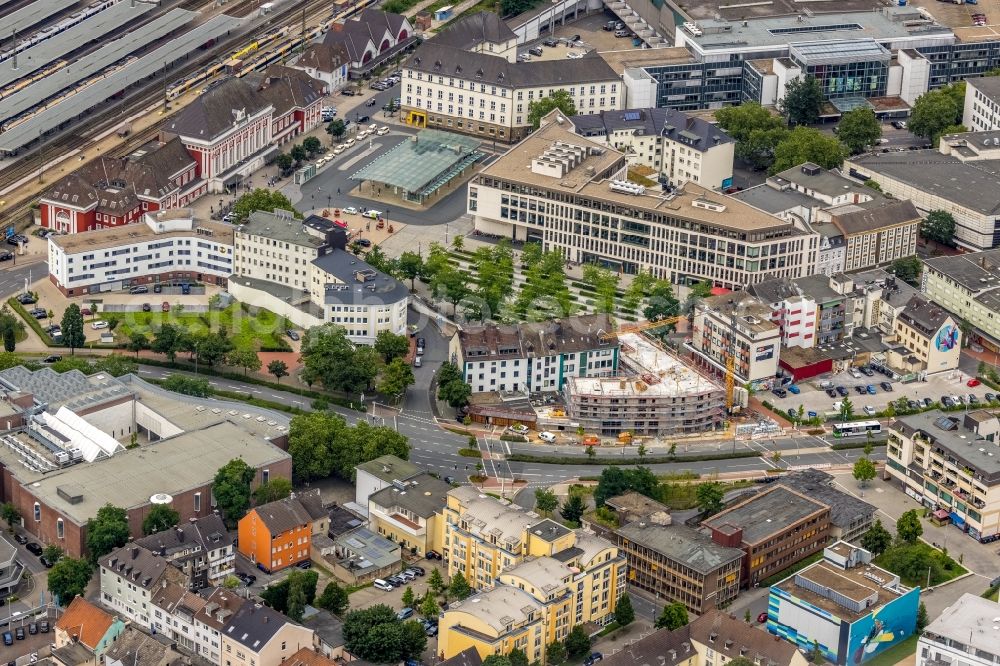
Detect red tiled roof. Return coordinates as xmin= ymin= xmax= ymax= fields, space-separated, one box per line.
xmin=55 ymin=597 xmax=116 ymax=650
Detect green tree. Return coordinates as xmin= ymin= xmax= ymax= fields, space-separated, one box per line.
xmin=771 ymin=126 xmax=848 ymax=174
xmin=223 ymin=575 xmax=241 ymax=590
xmin=326 ymin=119 xmax=347 ymax=140
xmin=891 ymin=256 xmax=922 ymax=286
xmin=287 ymin=580 xmax=307 ymax=622
xmin=837 ymin=108 xmax=881 ymax=154
xmin=397 ymin=251 xmax=424 ymax=291
xmin=47 ymin=557 xmax=93 ymax=604
xmin=275 ymin=153 xmax=294 ymax=172
xmin=594 ymin=467 xmax=659 ymax=507
xmin=378 ymin=357 xmax=415 ymax=401
xmin=374 ymin=331 xmax=410 ymax=363
xmin=917 ymin=602 xmax=929 ymax=632
xmin=428 ymin=567 xmax=445 ymax=595
xmin=582 ymin=263 xmax=620 ymax=314
xmin=853 ymin=457 xmax=877 ymax=488
xmin=125 ymin=332 xmax=150 ymax=358
xmin=448 ymin=573 xmax=472 ymax=600
xmin=471 ymin=242 xmax=515 ymax=319
xmin=0 ymin=503 xmax=20 ymax=531
xmin=896 ymin=509 xmax=923 ymax=544
xmin=151 ymin=323 xmax=186 ymax=362
xmin=779 ymin=76 xmax=823 ymax=126
xmin=254 ymin=478 xmax=293 ymax=504
xmin=162 ymin=375 xmax=211 ymax=397
xmin=514 ymin=248 xmax=572 ymax=318
xmin=343 ymin=606 xmax=421 ymax=663
xmin=2 ymin=327 xmax=14 ymax=353
xmin=560 ymin=493 xmax=586 ymax=525
xmin=60 ymin=303 xmax=85 ymax=354
xmin=527 ymin=89 xmax=577 ymax=129
xmin=839 ymin=397 xmax=854 ymax=421
xmin=696 ymin=482 xmax=725 ymax=515
xmin=231 ymin=188 xmax=300 ymax=223
xmin=534 ymin=488 xmax=559 ymax=516
xmin=301 ymin=324 xmax=379 ymax=394
xmin=85 ymin=504 xmax=130 ymax=563
xmin=546 ymin=641 xmax=567 ymax=665
xmin=864 ymin=179 xmax=882 ymax=192
xmin=419 ymin=591 xmax=439 ymax=619
xmin=509 ymin=649 xmax=529 ymax=666
xmin=226 ymin=347 xmax=261 ymax=375
xmin=141 ymin=504 xmax=180 ymax=535
xmin=317 ymin=580 xmax=350 ymax=615
xmin=287 ymin=411 xmax=340 ymax=481
xmin=302 ymin=136 xmax=322 ymax=156
xmin=402 ymin=586 xmax=415 ymax=608
xmin=267 ymin=359 xmax=289 ymax=383
xmin=922 ymin=210 xmax=957 ymax=246
xmin=910 ymin=89 xmax=961 ymax=144
xmin=614 ymin=593 xmax=635 ymax=628
xmin=644 ymin=279 xmax=681 ymax=326
xmin=623 ymin=270 xmax=657 ymax=313
xmin=565 ymin=625 xmax=591 ymax=658
xmin=290 ymin=144 xmax=307 ymax=163
xmin=811 ymin=640 xmax=823 ymax=664
xmin=42 ymin=544 xmax=63 ymax=565
xmin=861 ymin=519 xmax=893 ymax=557
xmin=716 ymin=103 xmax=788 ymax=170
xmin=213 ymin=458 xmax=256 ymax=528
xmin=483 ymin=657 xmax=512 ymax=666
xmin=655 ymin=602 xmax=690 ymax=630
xmin=438 ymin=362 xmax=472 ymax=408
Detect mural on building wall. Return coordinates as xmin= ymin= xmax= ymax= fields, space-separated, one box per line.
xmin=934 ymin=323 xmax=959 ymax=352
xmin=846 ymin=587 xmax=920 ymax=665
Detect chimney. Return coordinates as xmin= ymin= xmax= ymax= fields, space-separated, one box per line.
xmin=131 ymin=547 xmax=140 ymax=559
xmin=162 ymin=580 xmax=167 ymax=589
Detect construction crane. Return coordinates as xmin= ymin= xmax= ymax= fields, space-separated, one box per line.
xmin=599 ymin=316 xmax=685 ymax=341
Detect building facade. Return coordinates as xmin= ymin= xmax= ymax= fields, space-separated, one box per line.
xmin=922 ymin=249 xmax=1000 ymax=353
xmin=237 ymin=495 xmax=322 ymax=573
xmin=135 ymin=514 xmax=235 ymax=588
xmin=571 ymin=108 xmax=735 ymax=190
xmin=47 ymin=208 xmax=233 ymax=296
xmin=692 ymin=292 xmax=781 ymax=384
xmin=367 ymin=472 xmax=450 ymax=557
xmin=963 ymin=76 xmax=1000 ymax=132
xmin=885 ymin=410 xmax=1000 ymax=541
xmin=470 ymin=113 xmax=816 ymax=288
xmin=100 ymin=544 xmax=188 ymax=629
xmin=917 ymin=593 xmax=1000 ymax=666
xmin=450 ymin=314 xmax=619 ymax=394
xmin=892 ymin=297 xmax=961 ymax=375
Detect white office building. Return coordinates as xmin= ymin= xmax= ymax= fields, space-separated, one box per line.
xmin=918 ymin=593 xmax=1000 ymax=666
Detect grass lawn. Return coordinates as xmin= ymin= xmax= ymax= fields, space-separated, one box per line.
xmin=863 ymin=635 xmax=918 ymax=666
xmin=110 ymin=304 xmax=287 ymax=350
xmin=874 ymin=542 xmax=968 ymax=587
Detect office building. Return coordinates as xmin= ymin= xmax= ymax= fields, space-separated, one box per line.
xmin=228 ymin=210 xmax=409 ymax=344
xmin=616 ymin=517 xmax=743 ymax=614
xmin=917 ymin=593 xmax=1000 ymax=666
xmin=565 ymin=332 xmax=725 ymax=436
xmin=691 ymin=292 xmax=781 ymax=384
xmin=438 ymin=528 xmax=625 ymax=661
xmin=449 ymin=314 xmax=619 ymax=394
xmin=963 ymin=76 xmax=1000 ymax=132
xmin=367 ymin=471 xmax=451 ymax=557
xmin=401 ymin=13 xmax=622 ymax=142
xmin=885 ymin=410 xmax=1000 ymax=541
xmin=774 ymin=470 xmax=877 ymax=544
xmin=922 ymin=249 xmax=1000 ymax=353
xmin=470 ymin=112 xmax=816 ymax=289
xmin=571 ymin=108 xmax=735 ymax=189
xmin=46 ymin=208 xmax=233 ymax=296
xmin=768 ymin=542 xmax=920 ymax=665
xmin=703 ymin=485 xmax=831 ymax=587
xmin=892 ymin=297 xmax=961 ymax=375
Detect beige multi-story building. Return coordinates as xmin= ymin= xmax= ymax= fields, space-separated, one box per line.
xmin=438 ymin=492 xmax=625 ymax=662
xmin=922 ymin=249 xmax=1000 ymax=353
xmin=691 ymin=292 xmax=781 ymax=384
xmin=233 ymin=210 xmax=330 ymax=291
xmin=886 ymin=409 xmax=1000 ymax=540
xmin=469 ymin=112 xmax=817 ymax=290
xmin=219 ymin=602 xmax=314 ymax=666
xmin=571 ymin=108 xmax=735 ymax=190
xmin=401 ymin=13 xmax=623 ymax=143
xmin=367 ymin=472 xmax=451 ymax=557
xmin=891 ymin=296 xmax=961 ymax=375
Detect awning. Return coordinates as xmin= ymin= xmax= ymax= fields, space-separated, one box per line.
xmin=950 ymin=511 xmax=966 ymax=527
xmin=933 ymin=509 xmax=950 ymax=520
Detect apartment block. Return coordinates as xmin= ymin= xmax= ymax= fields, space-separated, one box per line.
xmin=617 ymin=516 xmax=743 ymax=614
xmin=469 ymin=111 xmax=817 ymax=289
xmin=918 ymin=593 xmax=1000 ymax=666
xmin=702 ymin=485 xmax=831 ymax=587
xmin=354 ymin=454 xmax=421 ymax=512
xmin=571 ymin=108 xmax=735 ymax=189
xmin=100 ymin=544 xmax=188 ymax=629
xmin=922 ymin=249 xmax=1000 ymax=353
xmin=449 ymin=314 xmax=619 ymax=394
xmin=768 ymin=542 xmax=920 ymax=665
xmin=891 ymin=297 xmax=961 ymax=374
xmin=691 ymin=292 xmax=781 ymax=384
xmin=885 ymin=410 xmax=1000 ymax=540
xmin=963 ymin=76 xmax=1000 ymax=132
xmin=237 ymin=493 xmax=327 ymax=573
xmin=135 ymin=513 xmax=234 ymax=588
xmin=368 ymin=472 xmax=451 ymax=557
xmin=46 ymin=208 xmax=233 ymax=296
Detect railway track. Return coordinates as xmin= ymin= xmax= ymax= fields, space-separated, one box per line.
xmin=0 ymin=0 xmax=338 ymax=228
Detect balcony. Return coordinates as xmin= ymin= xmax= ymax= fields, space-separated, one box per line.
xmin=371 ymin=506 xmax=425 ymax=536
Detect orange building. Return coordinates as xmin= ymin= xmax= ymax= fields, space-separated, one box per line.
xmin=237 ymin=494 xmax=324 ymax=573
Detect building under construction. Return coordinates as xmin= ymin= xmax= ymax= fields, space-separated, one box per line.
xmin=563 ymin=333 xmax=725 ymax=436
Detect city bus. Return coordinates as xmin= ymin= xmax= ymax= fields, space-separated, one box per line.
xmin=832 ymin=421 xmax=882 ymax=438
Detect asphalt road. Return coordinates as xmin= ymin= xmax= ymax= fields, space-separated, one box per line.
xmin=0 ymin=260 xmax=44 ymax=298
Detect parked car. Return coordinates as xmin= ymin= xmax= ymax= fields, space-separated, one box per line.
xmin=854 ymin=385 xmax=867 ymax=395
xmin=408 ymin=566 xmax=425 ymax=576
xmin=25 ymin=542 xmax=42 ymax=555
xmin=153 ymin=284 xmax=162 ymax=293
xmin=14 ymin=627 xmax=24 ymax=640
xmin=425 ymin=625 xmax=438 ymax=637
xmin=879 ymin=381 xmax=893 ymax=392
xmin=13 ymin=535 xmax=27 ymax=545
xmin=543 ymin=38 xmax=558 ymax=46
xmin=162 ymin=302 xmax=171 ymax=312
xmin=968 ymin=378 xmax=982 ymax=387
xmin=757 ymin=612 xmax=768 ymax=624
xmin=91 ymin=321 xmax=109 ymax=330
xmin=892 ymin=120 xmax=907 ymax=129
xmin=923 ymin=397 xmax=933 ymax=408
xmin=39 ymin=621 xmax=48 ymax=633
xmin=397 ymin=607 xmax=414 ymax=620
xmin=969 ymin=394 xmax=980 ymax=404
xmin=771 ymin=387 xmax=787 ymax=398
xmin=43 ymin=355 xmax=61 ymax=364
xmin=942 ymin=396 xmax=955 ymax=407
xmin=825 ymin=388 xmax=837 ymax=398
xmin=287 ymin=329 xmax=300 ymax=341
xmin=129 ymin=285 xmax=149 ymax=294
xmin=356 ymin=238 xmax=372 ymax=247
xmin=528 ymin=46 xmax=543 ymax=56
xmin=2 ymin=632 xmax=11 ymax=646
xmin=16 ymin=293 xmax=36 ymax=304
xmin=426 ymin=550 xmax=442 ymax=560
xmin=142 ymin=303 xmax=151 ymax=312
xmin=0 ymin=251 xmax=12 ymax=262
xmin=788 ymin=385 xmax=800 ymax=394
xmin=987 ymin=392 xmax=997 ymax=403
xmin=373 ymin=579 xmax=393 ymax=591
xmin=836 ymin=386 xmax=848 ymax=397
xmin=863 ymin=406 xmax=876 ymax=416
xmin=28 ymin=623 xmax=37 ymax=637
xmin=296 ymin=560 xmax=312 ymax=569
xmin=907 ymin=400 xmax=921 ymax=410
xmin=584 ymin=653 xmax=604 ymax=666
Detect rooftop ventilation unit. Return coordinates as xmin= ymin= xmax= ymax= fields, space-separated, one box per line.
xmin=609 ymin=179 xmax=645 ymax=196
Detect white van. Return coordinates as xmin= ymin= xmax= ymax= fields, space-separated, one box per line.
xmin=539 ymin=431 xmax=557 ymax=443
xmin=373 ymin=578 xmax=393 ymax=591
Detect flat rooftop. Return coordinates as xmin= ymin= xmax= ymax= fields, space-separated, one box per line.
xmin=0 ymin=9 xmax=196 ymax=125
xmin=597 ymin=46 xmax=695 ymax=75
xmin=680 ymin=8 xmax=953 ymax=49
xmin=732 ymin=184 xmax=817 ymax=215
xmin=0 ymin=1 xmax=159 ymax=90
xmin=569 ymin=374 xmax=719 ymax=398
xmin=776 ymin=560 xmax=900 ymax=620
xmin=924 ymin=593 xmax=1000 ymax=654
xmin=51 ymin=213 xmax=233 ymax=254
xmin=617 ymin=522 xmax=743 ymax=575
xmin=703 ymin=486 xmax=828 ymax=545
xmin=618 ymin=333 xmax=724 ymax=394
xmin=448 ymin=585 xmax=541 ymax=634
xmin=891 ymin=410 xmax=1000 ymax=484
xmin=0 ymin=13 xmax=243 ymax=152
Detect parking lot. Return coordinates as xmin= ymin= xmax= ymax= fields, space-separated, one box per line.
xmin=766 ymin=366 xmax=982 ymax=420
xmin=518 ymin=11 xmax=647 ymax=60
xmin=909 ymin=0 xmax=1000 ymax=39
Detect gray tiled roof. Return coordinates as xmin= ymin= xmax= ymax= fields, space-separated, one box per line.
xmin=253 ymin=496 xmax=316 ymax=535
xmin=830 ymin=198 xmax=920 ymax=235
xmin=430 ymin=12 xmax=515 ymax=50
xmin=311 ymin=250 xmax=409 ymax=305
xmin=224 ymin=603 xmax=293 ymax=651
xmin=368 ymin=472 xmax=451 ymax=518
xmin=165 ymin=78 xmax=272 ymax=141
xmin=240 ymin=210 xmax=330 ymax=248
xmin=572 ymin=108 xmax=733 ymax=152
xmin=136 ymin=514 xmax=232 ymax=556
xmin=897 ymin=295 xmax=951 ymax=337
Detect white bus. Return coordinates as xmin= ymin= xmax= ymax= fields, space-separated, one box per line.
xmin=832 ymin=421 xmax=882 ymax=438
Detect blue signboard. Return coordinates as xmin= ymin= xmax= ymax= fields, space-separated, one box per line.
xmin=722 ymin=177 xmax=734 ymax=189
xmin=5 ymin=226 xmax=13 ymax=238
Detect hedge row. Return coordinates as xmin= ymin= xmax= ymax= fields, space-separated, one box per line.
xmin=7 ymin=298 xmax=56 ymax=347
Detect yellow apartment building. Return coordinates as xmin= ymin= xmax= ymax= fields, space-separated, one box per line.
xmin=367 ymin=472 xmax=451 ymax=557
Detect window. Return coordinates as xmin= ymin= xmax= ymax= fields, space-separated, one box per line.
xmin=33 ymin=503 xmax=40 ymax=522
xmin=57 ymin=518 xmax=64 ymax=539
xmin=262 ymin=469 xmax=269 ymax=484
xmin=194 ymin=492 xmax=202 ymax=512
